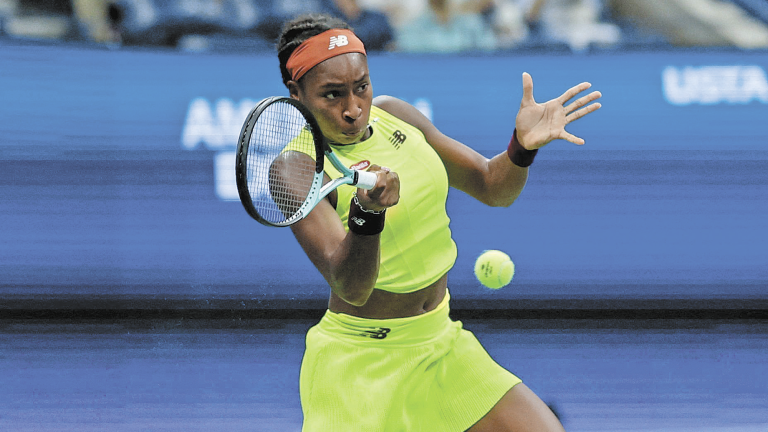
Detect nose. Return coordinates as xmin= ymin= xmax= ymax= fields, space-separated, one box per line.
xmin=343 ymin=97 xmax=363 ymax=122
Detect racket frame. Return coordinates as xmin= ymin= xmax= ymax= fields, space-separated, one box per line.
xmin=236 ymin=97 xmax=377 ymax=227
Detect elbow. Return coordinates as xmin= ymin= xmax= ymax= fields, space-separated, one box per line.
xmin=483 ymin=182 xmax=525 ymax=207
xmin=329 ymin=277 xmax=374 ymax=307
xmin=487 ymin=196 xmax=516 ymax=208
xmin=483 ymin=192 xmax=519 ymax=208
xmin=324 ymin=249 xmax=380 ymax=307
xmin=475 ymin=179 xmax=523 ymax=208
xmin=336 ymin=286 xmax=373 ymax=307
xmin=344 ymin=292 xmax=372 ymax=307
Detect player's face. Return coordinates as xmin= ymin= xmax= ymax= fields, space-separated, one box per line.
xmin=292 ymin=53 xmax=373 ymax=145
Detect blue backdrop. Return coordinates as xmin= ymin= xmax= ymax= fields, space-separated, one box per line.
xmin=1 ymin=42 xmax=766 ymax=308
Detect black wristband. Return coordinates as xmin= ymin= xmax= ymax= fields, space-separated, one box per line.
xmin=507 ymin=129 xmax=538 ymax=168
xmin=348 ymin=196 xmax=386 ymax=235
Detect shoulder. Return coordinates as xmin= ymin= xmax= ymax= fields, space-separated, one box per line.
xmin=372 ymin=95 xmax=437 ymax=136
xmin=372 ymin=95 xmax=409 ymax=114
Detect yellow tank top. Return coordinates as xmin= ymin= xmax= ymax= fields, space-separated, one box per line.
xmin=323 ymin=105 xmax=458 ymax=293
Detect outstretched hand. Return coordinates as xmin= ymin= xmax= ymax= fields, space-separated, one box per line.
xmin=515 ymin=72 xmax=602 ymax=150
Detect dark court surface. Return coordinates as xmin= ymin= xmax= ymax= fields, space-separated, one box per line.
xmin=1 ymin=315 xmax=767 ymax=432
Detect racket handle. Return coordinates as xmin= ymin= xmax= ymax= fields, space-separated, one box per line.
xmin=354 ymin=170 xmax=378 ymax=190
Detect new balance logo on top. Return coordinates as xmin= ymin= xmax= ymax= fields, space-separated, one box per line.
xmin=329 ymin=35 xmax=349 ymax=49
xmin=350 ymin=216 xmax=365 ymax=226
xmin=390 ymin=130 xmax=406 ymax=149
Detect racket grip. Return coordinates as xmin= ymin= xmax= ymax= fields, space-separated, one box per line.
xmin=354 ymin=170 xmax=378 ymax=190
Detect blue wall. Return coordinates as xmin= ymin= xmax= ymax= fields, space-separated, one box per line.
xmin=1 ymin=43 xmax=766 ymax=307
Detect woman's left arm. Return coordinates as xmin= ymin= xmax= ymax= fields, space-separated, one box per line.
xmin=373 ymin=73 xmax=601 ymax=207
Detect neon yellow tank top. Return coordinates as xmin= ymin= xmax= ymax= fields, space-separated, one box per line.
xmin=323 ymin=105 xmax=458 ymax=294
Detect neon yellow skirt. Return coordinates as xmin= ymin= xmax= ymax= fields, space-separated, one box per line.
xmin=299 ymin=290 xmax=522 ymax=432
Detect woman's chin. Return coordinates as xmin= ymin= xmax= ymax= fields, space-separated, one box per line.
xmin=334 ymin=133 xmax=363 ymax=145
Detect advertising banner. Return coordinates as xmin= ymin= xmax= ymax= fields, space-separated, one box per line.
xmin=1 ymin=43 xmax=766 ymax=307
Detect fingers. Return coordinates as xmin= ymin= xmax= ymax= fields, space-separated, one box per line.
xmin=560 ymin=99 xmax=600 ymax=144
xmin=565 ymin=100 xmax=602 ymax=124
xmin=358 ymin=164 xmax=400 ymax=211
xmin=557 ymin=82 xmax=593 ymax=105
xmin=367 ymin=165 xmax=396 ymax=196
xmin=560 ymin=131 xmax=585 ymax=146
xmin=521 ymin=72 xmax=535 ymax=105
xmin=563 ymin=90 xmax=602 ymax=115
xmin=560 ymin=88 xmax=601 ymax=144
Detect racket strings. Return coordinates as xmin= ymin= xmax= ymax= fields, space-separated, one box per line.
xmin=246 ymin=101 xmax=318 ymax=224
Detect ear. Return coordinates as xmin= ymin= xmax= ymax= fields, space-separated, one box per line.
xmin=287 ymin=80 xmax=301 ymax=100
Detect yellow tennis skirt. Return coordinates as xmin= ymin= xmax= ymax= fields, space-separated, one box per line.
xmin=299 ymin=290 xmax=522 ymax=432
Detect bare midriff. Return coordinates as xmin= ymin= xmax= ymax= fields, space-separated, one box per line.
xmin=328 ymin=273 xmax=448 ymax=319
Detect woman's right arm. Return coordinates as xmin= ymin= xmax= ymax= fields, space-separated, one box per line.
xmin=289 ymin=166 xmax=399 ymax=307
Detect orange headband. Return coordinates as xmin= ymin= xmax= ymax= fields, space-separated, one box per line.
xmin=286 ymin=29 xmax=367 ymax=82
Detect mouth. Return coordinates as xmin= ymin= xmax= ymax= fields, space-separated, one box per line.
xmin=339 ymin=127 xmax=366 ymax=142
xmin=342 ymin=127 xmax=364 ymax=137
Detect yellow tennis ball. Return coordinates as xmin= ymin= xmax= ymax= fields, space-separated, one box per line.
xmin=474 ymin=250 xmax=515 ymax=289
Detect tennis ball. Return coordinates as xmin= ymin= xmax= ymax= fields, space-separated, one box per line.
xmin=474 ymin=250 xmax=515 ymax=289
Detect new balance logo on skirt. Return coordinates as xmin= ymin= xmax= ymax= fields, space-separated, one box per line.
xmin=358 ymin=328 xmax=390 ymax=339
xmin=329 ymin=35 xmax=349 ymax=49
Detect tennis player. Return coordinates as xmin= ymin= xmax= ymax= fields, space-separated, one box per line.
xmin=277 ymin=13 xmax=601 ymax=432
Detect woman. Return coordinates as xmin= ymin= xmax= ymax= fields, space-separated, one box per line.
xmin=276 ymin=13 xmax=601 ymax=432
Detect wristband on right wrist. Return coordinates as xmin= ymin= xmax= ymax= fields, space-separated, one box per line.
xmin=348 ymin=195 xmax=386 ymax=235
xmin=507 ymin=129 xmax=538 ymax=168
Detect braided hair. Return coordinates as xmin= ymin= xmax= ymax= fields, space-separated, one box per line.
xmin=277 ymin=14 xmax=352 ymax=87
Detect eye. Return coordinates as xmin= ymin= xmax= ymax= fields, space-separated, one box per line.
xmin=357 ymin=82 xmax=369 ymax=93
xmin=324 ymin=91 xmax=341 ymax=100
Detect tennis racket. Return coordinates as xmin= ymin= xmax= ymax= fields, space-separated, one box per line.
xmin=235 ymin=96 xmax=378 ymax=227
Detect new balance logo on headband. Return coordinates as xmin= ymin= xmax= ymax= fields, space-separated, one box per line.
xmin=329 ymin=35 xmax=349 ymax=49
xmin=287 ymin=29 xmax=366 ymax=81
